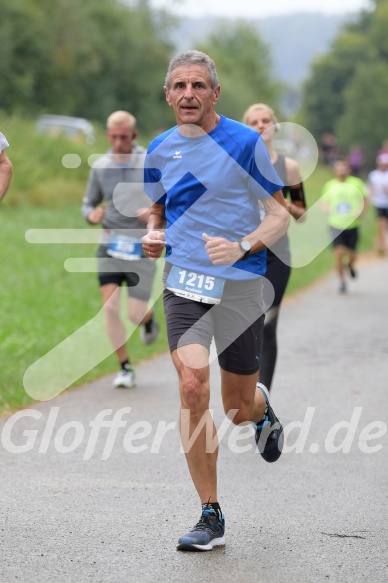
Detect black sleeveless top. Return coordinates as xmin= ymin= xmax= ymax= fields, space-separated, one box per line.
xmin=267 ymin=155 xmax=291 ymax=264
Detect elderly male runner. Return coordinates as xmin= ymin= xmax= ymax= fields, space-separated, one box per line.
xmin=143 ymin=51 xmax=290 ymax=551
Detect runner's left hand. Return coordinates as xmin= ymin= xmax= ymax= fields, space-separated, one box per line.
xmin=202 ymin=233 xmax=243 ymax=265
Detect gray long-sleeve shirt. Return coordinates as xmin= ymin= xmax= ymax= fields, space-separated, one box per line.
xmin=82 ymin=145 xmax=152 ymax=237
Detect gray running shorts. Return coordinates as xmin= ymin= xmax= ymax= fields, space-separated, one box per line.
xmin=97 ymin=244 xmax=156 ymax=301
xmin=163 ymin=273 xmax=265 ymax=376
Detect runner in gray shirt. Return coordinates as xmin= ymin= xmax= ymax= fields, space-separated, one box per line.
xmin=82 ymin=111 xmax=159 ymax=388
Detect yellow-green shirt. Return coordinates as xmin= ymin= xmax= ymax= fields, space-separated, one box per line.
xmin=321 ymin=176 xmax=366 ymax=230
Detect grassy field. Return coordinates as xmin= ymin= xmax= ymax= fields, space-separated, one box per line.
xmin=0 ymin=203 xmax=168 ymax=414
xmin=0 ymin=115 xmax=377 ymax=414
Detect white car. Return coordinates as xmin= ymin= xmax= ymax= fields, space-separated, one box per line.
xmin=36 ymin=114 xmax=95 ymax=144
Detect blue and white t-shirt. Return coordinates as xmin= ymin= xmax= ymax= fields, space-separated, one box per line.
xmin=0 ymin=132 xmax=9 ymax=153
xmin=145 ymin=115 xmax=283 ymax=281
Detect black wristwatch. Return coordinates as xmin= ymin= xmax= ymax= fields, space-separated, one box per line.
xmin=238 ymin=239 xmax=252 ymax=260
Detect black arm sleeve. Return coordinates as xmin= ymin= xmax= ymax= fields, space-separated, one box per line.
xmin=288 ymin=182 xmax=307 ymax=209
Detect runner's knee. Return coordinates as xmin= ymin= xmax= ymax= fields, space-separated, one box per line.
xmin=179 ymin=369 xmax=210 ymax=413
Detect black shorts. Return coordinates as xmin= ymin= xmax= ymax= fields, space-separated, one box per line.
xmin=97 ymin=245 xmax=156 ymax=301
xmin=330 ymin=227 xmax=359 ymax=250
xmin=163 ymin=276 xmax=265 ymax=376
xmin=376 ymin=207 xmax=388 ymax=219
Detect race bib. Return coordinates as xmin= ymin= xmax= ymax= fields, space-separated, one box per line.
xmin=107 ymin=233 xmax=143 ymax=261
xmin=336 ymin=202 xmax=352 ymax=215
xmin=166 ymin=265 xmax=225 ymax=304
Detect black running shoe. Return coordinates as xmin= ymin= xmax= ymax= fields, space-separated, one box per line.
xmin=140 ymin=318 xmax=159 ymax=345
xmin=254 ymin=382 xmax=284 ymax=463
xmin=349 ymin=264 xmax=357 ymax=279
xmin=177 ymin=508 xmax=225 ymax=551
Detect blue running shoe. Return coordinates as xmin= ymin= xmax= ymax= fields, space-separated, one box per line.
xmin=254 ymin=382 xmax=284 ymax=463
xmin=177 ymin=508 xmax=225 ymax=551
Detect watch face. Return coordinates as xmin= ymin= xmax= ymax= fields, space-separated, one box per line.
xmin=240 ymin=239 xmax=251 ymax=252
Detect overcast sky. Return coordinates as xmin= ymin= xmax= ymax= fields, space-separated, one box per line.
xmin=151 ymin=0 xmax=370 ymax=18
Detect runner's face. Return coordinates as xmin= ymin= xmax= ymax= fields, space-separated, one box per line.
xmin=246 ymin=109 xmax=276 ymax=143
xmin=334 ymin=161 xmax=349 ymax=179
xmin=164 ymin=65 xmax=220 ymax=132
xmin=106 ymin=123 xmax=135 ymax=154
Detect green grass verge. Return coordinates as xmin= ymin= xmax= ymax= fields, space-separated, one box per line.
xmin=0 ymin=203 xmax=167 ymax=415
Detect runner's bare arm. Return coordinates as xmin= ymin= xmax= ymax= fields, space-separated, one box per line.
xmin=203 ymin=190 xmax=290 ymax=265
xmin=142 ymin=203 xmax=167 ymax=259
xmin=147 ymin=203 xmax=167 ymax=231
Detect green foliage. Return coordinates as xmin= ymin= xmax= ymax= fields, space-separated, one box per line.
xmin=0 ymin=112 xmax=159 ymax=207
xmin=368 ymin=1 xmax=388 ymax=59
xmin=0 ymin=114 xmax=107 ymax=206
xmin=300 ymin=32 xmax=375 ymax=138
xmin=198 ymin=22 xmax=281 ymax=120
xmin=338 ymin=61 xmax=388 ymax=166
xmin=0 ymin=0 xmax=175 ymax=133
xmin=0 ymin=1 xmax=286 ymax=133
xmin=300 ymin=0 xmax=388 ymax=161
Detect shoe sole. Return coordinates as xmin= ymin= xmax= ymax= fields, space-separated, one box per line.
xmin=113 ymin=380 xmax=135 ymax=389
xmin=177 ymin=536 xmax=225 ymax=551
xmin=256 ymin=382 xmax=283 ymax=463
xmin=259 ymin=427 xmax=284 ymax=463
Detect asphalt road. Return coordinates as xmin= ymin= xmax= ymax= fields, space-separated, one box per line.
xmin=1 ymin=259 xmax=387 ymax=583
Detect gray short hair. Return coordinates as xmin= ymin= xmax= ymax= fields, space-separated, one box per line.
xmin=165 ymin=50 xmax=219 ymax=89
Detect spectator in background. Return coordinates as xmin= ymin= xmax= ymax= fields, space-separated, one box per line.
xmin=0 ymin=132 xmax=12 ymax=202
xmin=320 ymin=132 xmax=339 ymax=166
xmin=367 ymin=152 xmax=388 ymax=255
xmin=377 ymin=139 xmax=388 ymax=157
xmin=347 ymin=144 xmax=364 ymax=177
xmin=321 ymin=158 xmax=367 ymax=294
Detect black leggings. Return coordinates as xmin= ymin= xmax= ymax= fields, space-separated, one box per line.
xmin=259 ymin=252 xmax=291 ymax=391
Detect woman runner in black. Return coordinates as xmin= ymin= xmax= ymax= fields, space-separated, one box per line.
xmin=243 ymin=103 xmax=307 ymax=391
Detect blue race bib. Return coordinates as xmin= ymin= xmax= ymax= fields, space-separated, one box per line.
xmin=166 ymin=265 xmax=225 ymax=304
xmin=107 ymin=233 xmax=143 ymax=261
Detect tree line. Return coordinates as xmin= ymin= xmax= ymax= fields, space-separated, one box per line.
xmin=4 ymin=0 xmax=384 ymax=158
xmin=0 ymin=0 xmax=177 ymax=133
xmin=300 ymin=0 xmax=388 ymax=166
xmin=0 ymin=0 xmax=279 ymax=134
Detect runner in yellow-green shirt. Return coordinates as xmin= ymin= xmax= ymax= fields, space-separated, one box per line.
xmin=321 ymin=158 xmax=367 ymax=293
